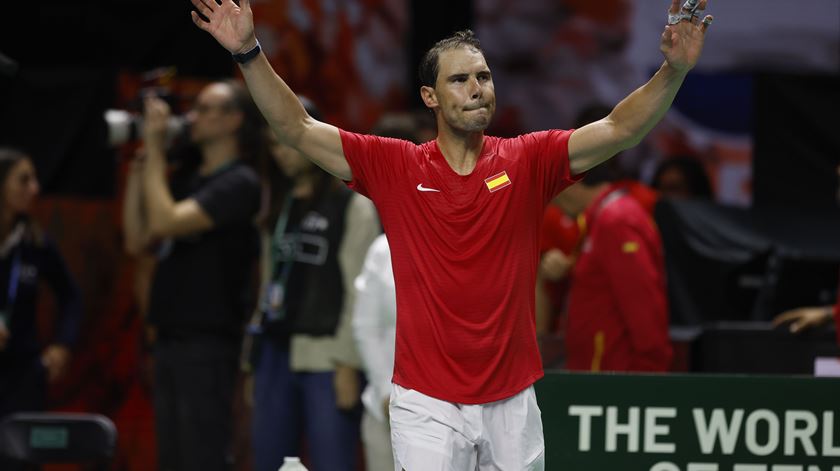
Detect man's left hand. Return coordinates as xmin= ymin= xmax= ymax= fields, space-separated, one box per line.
xmin=661 ymin=0 xmax=713 ymax=73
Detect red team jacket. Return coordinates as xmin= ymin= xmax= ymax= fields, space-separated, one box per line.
xmin=565 ymin=185 xmax=672 ymax=372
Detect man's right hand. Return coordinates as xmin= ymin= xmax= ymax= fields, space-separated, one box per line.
xmin=190 ymin=0 xmax=257 ymax=55
xmin=142 ymin=97 xmax=172 ymax=152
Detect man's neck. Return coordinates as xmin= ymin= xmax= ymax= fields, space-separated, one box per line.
xmin=435 ymin=126 xmax=485 ymax=176
xmin=199 ymin=138 xmax=239 ymax=176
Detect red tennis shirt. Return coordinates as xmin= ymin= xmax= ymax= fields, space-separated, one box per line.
xmin=340 ymin=129 xmax=579 ymax=403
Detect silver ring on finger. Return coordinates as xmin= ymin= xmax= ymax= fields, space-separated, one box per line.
xmin=668 ymin=12 xmax=693 ymax=25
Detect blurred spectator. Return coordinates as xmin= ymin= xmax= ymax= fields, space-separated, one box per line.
xmin=554 ymin=162 xmax=672 ymax=372
xmin=248 ymin=97 xmax=379 ymax=471
xmin=352 ymin=234 xmax=395 ymax=471
xmin=0 ymin=148 xmax=82 ymax=469
xmin=651 ymin=155 xmax=713 ymax=199
xmin=536 ymin=104 xmax=658 ymax=337
xmin=122 ymin=81 xmax=263 ymax=471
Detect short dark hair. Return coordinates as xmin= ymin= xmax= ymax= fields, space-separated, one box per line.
xmin=651 ymin=155 xmax=713 ymax=198
xmin=418 ymin=30 xmax=483 ymax=88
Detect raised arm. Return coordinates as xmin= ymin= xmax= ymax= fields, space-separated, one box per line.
xmin=190 ymin=0 xmax=350 ymax=180
xmin=141 ymin=97 xmax=215 ymax=239
xmin=568 ymin=0 xmax=713 ymax=175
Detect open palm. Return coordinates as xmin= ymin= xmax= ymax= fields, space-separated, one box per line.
xmin=190 ymin=0 xmax=256 ymax=54
xmin=660 ymin=0 xmax=713 ymax=73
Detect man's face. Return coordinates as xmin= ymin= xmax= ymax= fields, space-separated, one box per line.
xmin=424 ymin=46 xmax=496 ymax=133
xmin=188 ymin=83 xmax=241 ymax=145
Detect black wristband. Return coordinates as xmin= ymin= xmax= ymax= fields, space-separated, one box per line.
xmin=232 ymin=40 xmax=261 ymax=64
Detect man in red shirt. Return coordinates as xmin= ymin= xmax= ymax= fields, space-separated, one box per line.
xmin=554 ymin=168 xmax=672 ymax=372
xmin=190 ymin=0 xmax=714 ymax=468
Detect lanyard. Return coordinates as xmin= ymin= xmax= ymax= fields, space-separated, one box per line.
xmin=270 ymin=196 xmax=298 ymax=284
xmin=257 ymin=196 xmax=300 ymax=325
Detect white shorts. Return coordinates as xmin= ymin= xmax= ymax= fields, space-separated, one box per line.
xmin=389 ymin=384 xmax=545 ymax=471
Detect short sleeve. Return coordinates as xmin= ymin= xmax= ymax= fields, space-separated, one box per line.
xmin=525 ymin=129 xmax=582 ymax=204
xmin=193 ymin=165 xmax=261 ymax=226
xmin=339 ymin=129 xmax=413 ymax=202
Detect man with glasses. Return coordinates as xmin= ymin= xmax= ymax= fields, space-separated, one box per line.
xmin=122 ymin=80 xmax=265 ymax=471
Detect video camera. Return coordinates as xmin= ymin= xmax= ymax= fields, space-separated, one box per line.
xmin=104 ymin=68 xmax=189 ymax=147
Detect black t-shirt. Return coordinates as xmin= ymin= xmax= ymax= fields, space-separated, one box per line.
xmin=148 ymin=161 xmax=261 ymax=339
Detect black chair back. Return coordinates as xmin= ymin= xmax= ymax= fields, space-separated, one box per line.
xmin=0 ymin=412 xmax=116 ymax=467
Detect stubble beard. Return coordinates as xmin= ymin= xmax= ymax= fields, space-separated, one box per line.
xmin=448 ymin=108 xmax=492 ymax=134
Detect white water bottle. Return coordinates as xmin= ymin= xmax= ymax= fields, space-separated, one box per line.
xmin=278 ymin=456 xmax=309 ymax=471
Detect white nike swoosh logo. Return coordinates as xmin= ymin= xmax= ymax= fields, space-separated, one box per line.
xmin=417 ymin=183 xmax=441 ymax=193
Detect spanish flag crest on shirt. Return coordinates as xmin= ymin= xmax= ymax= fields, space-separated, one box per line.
xmin=484 ymin=171 xmax=512 ymax=192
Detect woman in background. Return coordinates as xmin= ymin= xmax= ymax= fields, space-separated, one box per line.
xmin=0 ymin=148 xmax=82 ymax=418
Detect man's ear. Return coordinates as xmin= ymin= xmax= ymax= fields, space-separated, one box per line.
xmin=420 ymin=86 xmax=438 ymax=110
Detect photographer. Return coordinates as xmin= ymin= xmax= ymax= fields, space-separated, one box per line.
xmin=122 ymin=80 xmax=264 ymax=471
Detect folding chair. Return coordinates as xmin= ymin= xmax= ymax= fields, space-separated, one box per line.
xmin=0 ymin=412 xmax=117 ymax=470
